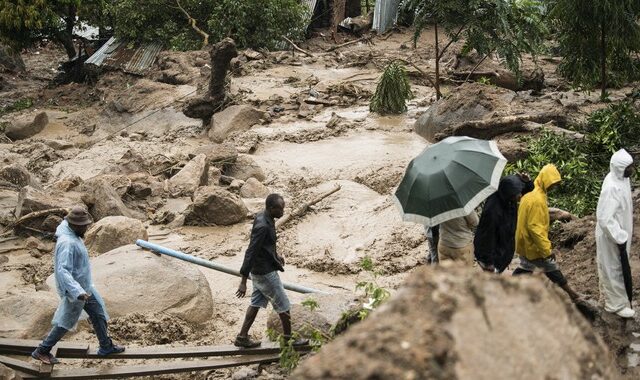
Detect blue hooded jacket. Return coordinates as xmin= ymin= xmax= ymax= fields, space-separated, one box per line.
xmin=51 ymin=220 xmax=108 ymax=330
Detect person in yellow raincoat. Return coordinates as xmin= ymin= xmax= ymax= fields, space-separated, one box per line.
xmin=512 ymin=164 xmax=580 ymax=300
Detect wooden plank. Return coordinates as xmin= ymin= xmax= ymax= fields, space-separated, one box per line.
xmin=23 ymin=354 xmax=280 ymax=379
xmin=57 ymin=342 xmax=310 ymax=359
xmin=0 ymin=355 xmax=42 ymax=376
xmin=0 ymin=338 xmax=89 ymax=355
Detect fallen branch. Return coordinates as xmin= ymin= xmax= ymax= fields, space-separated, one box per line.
xmin=175 ymin=0 xmax=209 ymax=48
xmin=396 ymin=59 xmax=437 ymax=89
xmin=0 ymin=246 xmax=25 ymax=254
xmin=276 ymin=184 xmax=341 ymax=229
xmin=283 ymin=36 xmax=313 ymax=57
xmin=14 ymin=208 xmax=68 ymax=227
xmin=434 ymin=113 xmax=569 ymax=141
xmin=523 ymin=122 xmax=584 ymax=141
xmin=327 ymin=36 xmax=369 ymax=52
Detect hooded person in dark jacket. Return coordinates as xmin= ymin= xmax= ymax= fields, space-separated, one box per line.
xmin=474 ymin=174 xmax=534 ymax=273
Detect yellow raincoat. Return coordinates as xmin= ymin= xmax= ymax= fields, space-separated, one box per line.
xmin=515 ymin=164 xmax=561 ymax=261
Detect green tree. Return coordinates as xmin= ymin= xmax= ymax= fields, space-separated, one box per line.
xmin=0 ymin=0 xmax=107 ymax=59
xmin=401 ymin=0 xmax=547 ymax=99
xmin=548 ymin=0 xmax=640 ymax=100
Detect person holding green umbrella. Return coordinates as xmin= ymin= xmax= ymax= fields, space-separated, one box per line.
xmin=395 ymin=136 xmax=506 ymax=236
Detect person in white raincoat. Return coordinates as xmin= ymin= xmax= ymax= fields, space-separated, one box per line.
xmin=31 ymin=206 xmax=125 ymax=364
xmin=596 ymin=149 xmax=635 ymax=318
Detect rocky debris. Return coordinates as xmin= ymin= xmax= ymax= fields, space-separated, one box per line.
xmin=167 ymin=154 xmax=209 ymax=197
xmin=231 ymin=366 xmax=259 ymax=380
xmin=108 ymin=312 xmax=195 ymax=346
xmin=240 ymin=177 xmax=270 ymax=198
xmin=5 ymin=112 xmax=49 ymax=140
xmin=45 ymin=245 xmax=214 ymax=323
xmin=15 ymin=186 xmax=80 ymax=219
xmin=81 ymin=178 xmax=140 ymax=221
xmin=292 ymin=266 xmax=618 ymax=380
xmin=51 ymin=175 xmax=83 ymax=192
xmin=153 ymin=50 xmax=208 ymax=85
xmin=0 ymin=291 xmax=58 ymax=338
xmin=208 ymin=105 xmax=266 ymax=143
xmin=183 ymin=38 xmax=238 ymax=121
xmin=42 ymin=139 xmax=74 ymax=150
xmin=267 ymin=304 xmax=331 ymax=339
xmin=496 ymin=138 xmax=529 ymax=162
xmin=184 ymin=186 xmax=248 ymax=226
xmin=229 ymin=179 xmax=245 ymax=192
xmin=192 ymin=143 xmax=238 ymax=166
xmin=224 ymin=155 xmax=266 ymax=182
xmin=41 ymin=214 xmax=63 ymax=232
xmin=101 ymin=149 xmax=154 ymax=176
xmin=452 ymin=55 xmax=545 ymax=92
xmin=85 ymin=216 xmax=148 ymax=254
xmin=0 ymin=44 xmax=25 ymax=72
xmin=0 ymin=163 xmax=39 ymax=188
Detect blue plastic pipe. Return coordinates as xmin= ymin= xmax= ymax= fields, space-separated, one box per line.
xmin=136 ymin=239 xmax=329 ymax=295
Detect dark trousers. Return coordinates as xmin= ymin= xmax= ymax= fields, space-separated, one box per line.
xmin=38 ymin=295 xmax=112 ymax=353
xmin=512 ymin=267 xmax=568 ymax=286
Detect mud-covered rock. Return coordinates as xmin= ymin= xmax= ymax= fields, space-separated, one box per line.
xmin=0 ymin=291 xmax=58 ymax=338
xmin=81 ymin=178 xmax=140 ymax=221
xmin=292 ymin=266 xmax=618 ymax=380
xmin=15 ymin=186 xmax=80 ymax=218
xmin=224 ymin=155 xmax=266 ymax=182
xmin=0 ymin=44 xmax=25 ymax=72
xmin=51 ymin=175 xmax=83 ymax=192
xmin=184 ymin=186 xmax=248 ymax=226
xmin=0 ymin=363 xmax=22 ymax=380
xmin=42 ymin=214 xmax=63 ymax=232
xmin=192 ymin=143 xmax=238 ymax=166
xmin=240 ymin=177 xmax=269 ymax=198
xmin=267 ymin=304 xmax=331 ymax=339
xmin=85 ymin=216 xmax=148 ymax=254
xmin=208 ymin=105 xmax=266 ymax=143
xmin=5 ymin=112 xmax=49 ymax=140
xmin=45 ymin=245 xmax=214 ymax=323
xmin=0 ymin=163 xmax=38 ymax=188
xmin=168 ymin=154 xmax=209 ymax=196
xmin=414 ymin=83 xmax=515 ymax=142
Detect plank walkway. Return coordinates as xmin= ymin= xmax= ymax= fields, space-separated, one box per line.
xmin=0 ymin=338 xmax=309 ymax=379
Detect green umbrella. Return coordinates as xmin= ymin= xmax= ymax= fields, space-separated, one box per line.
xmin=394 ymin=136 xmax=506 ymax=227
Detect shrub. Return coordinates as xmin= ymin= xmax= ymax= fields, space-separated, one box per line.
xmin=369 ymin=61 xmax=413 ymax=115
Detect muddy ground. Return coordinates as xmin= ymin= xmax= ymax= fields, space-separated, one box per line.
xmin=1 ymin=26 xmax=639 ymax=379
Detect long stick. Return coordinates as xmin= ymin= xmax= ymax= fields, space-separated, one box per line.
xmin=276 ymin=184 xmax=341 ymax=229
xmin=327 ymin=36 xmax=368 ymax=52
xmin=136 ymin=240 xmax=329 ymax=294
xmin=282 ymin=36 xmax=313 ymax=57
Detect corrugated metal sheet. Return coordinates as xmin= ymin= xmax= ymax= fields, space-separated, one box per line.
xmin=85 ymin=37 xmax=163 ymax=75
xmin=372 ymin=0 xmax=401 ymax=34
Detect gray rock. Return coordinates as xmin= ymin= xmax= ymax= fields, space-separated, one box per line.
xmin=208 ymin=105 xmax=266 ymax=143
xmin=0 ymin=291 xmax=58 ymax=338
xmin=267 ymin=304 xmax=332 ymax=339
xmin=0 ymin=163 xmax=38 ymax=188
xmin=15 ymin=186 xmax=81 ymax=218
xmin=192 ymin=143 xmax=238 ymax=166
xmin=81 ymin=178 xmax=141 ymax=221
xmin=240 ymin=178 xmax=270 ymax=198
xmin=184 ymin=186 xmax=248 ymax=226
xmin=85 ymin=216 xmax=149 ymax=254
xmin=168 ymin=154 xmax=209 ymax=197
xmin=225 ymin=155 xmax=266 ymax=182
xmin=5 ymin=112 xmax=48 ymax=140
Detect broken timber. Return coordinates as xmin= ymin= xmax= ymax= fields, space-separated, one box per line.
xmin=0 ymin=338 xmax=311 ymax=379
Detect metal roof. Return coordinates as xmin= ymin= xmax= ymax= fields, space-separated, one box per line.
xmin=372 ymin=0 xmax=400 ymax=35
xmin=85 ymin=37 xmax=163 ymax=75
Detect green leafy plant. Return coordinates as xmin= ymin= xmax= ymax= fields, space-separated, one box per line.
xmin=476 ymin=76 xmax=493 ymax=85
xmin=549 ymin=0 xmax=640 ymax=100
xmin=401 ymin=0 xmax=547 ymax=99
xmin=355 ymin=256 xmax=390 ymax=319
xmin=301 ymin=298 xmax=319 ymax=312
xmin=369 ymin=61 xmax=413 ymax=115
xmin=277 ymin=333 xmax=301 ymax=372
xmin=508 ymin=100 xmax=640 ymax=216
xmin=0 ymin=98 xmax=33 ymax=116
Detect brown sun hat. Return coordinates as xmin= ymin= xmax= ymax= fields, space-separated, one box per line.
xmin=66 ymin=205 xmax=93 ymax=226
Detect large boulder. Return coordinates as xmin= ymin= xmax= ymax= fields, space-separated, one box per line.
xmin=208 ymin=105 xmax=266 ymax=143
xmin=81 ymin=178 xmax=141 ymax=221
xmin=45 ymin=245 xmax=214 ymax=323
xmin=0 ymin=44 xmax=25 ymax=72
xmin=267 ymin=304 xmax=331 ymax=339
xmin=292 ymin=266 xmax=618 ymax=380
xmin=240 ymin=177 xmax=269 ymax=198
xmin=168 ymin=154 xmax=209 ymax=197
xmin=0 ymin=163 xmax=39 ymax=188
xmin=0 ymin=363 xmax=23 ymax=380
xmin=192 ymin=143 xmax=238 ymax=166
xmin=414 ymin=83 xmax=515 ymax=142
xmin=15 ymin=186 xmax=82 ymax=232
xmin=184 ymin=186 xmax=248 ymax=226
xmin=224 ymin=155 xmax=266 ymax=182
xmin=85 ymin=216 xmax=148 ymax=254
xmin=5 ymin=112 xmax=49 ymax=141
xmin=0 ymin=291 xmax=58 ymax=338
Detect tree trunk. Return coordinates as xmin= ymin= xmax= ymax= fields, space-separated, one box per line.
xmin=57 ymin=5 xmax=77 ymax=59
xmin=600 ymin=18 xmax=607 ymax=101
xmin=434 ymin=21 xmax=441 ymax=100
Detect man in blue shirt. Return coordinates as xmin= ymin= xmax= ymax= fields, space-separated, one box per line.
xmin=235 ymin=194 xmax=308 ymax=348
xmin=31 ymin=206 xmax=125 ymax=364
